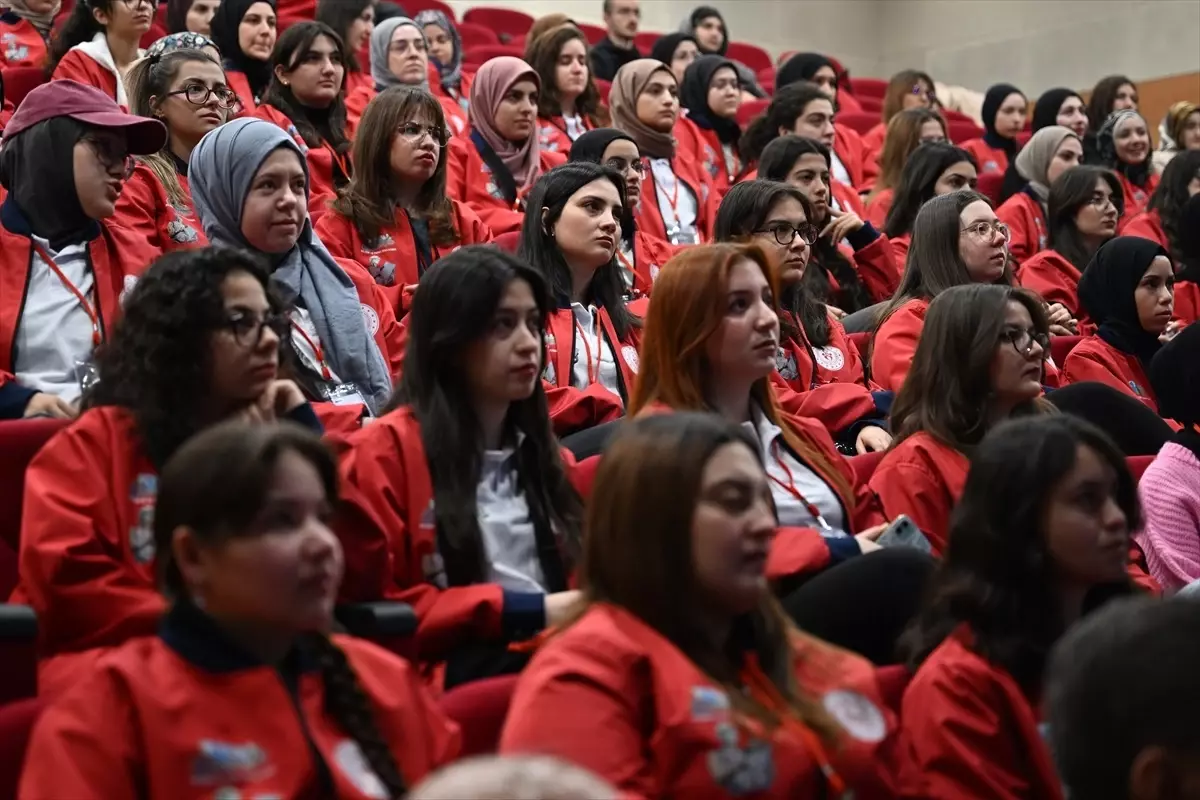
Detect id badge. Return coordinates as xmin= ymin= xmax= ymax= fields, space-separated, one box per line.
xmin=74 ymin=359 xmax=100 ymax=397
xmin=671 ymin=227 xmax=699 ymax=246
xmin=322 ymin=382 xmax=373 ymax=417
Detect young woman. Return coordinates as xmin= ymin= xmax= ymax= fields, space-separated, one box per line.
xmin=648 ymin=32 xmax=698 ymax=85
xmin=881 ymin=141 xmax=978 ymax=264
xmin=864 ymin=108 xmax=947 ymax=225
xmin=775 ymin=52 xmax=869 ymax=180
xmin=674 ymin=54 xmax=742 ymax=197
xmin=1063 ymin=236 xmax=1175 ymax=415
xmin=190 ymin=117 xmax=401 ymax=430
xmin=21 ymin=420 xmax=460 ymax=799
xmin=1031 ymin=87 xmax=1088 ymax=137
xmin=318 ymin=86 xmax=491 ymax=318
xmin=860 ymin=68 xmax=937 ymax=165
xmin=13 ymin=247 xmax=324 ymax=697
xmin=500 ymin=412 xmax=901 ymax=799
xmin=116 ymin=47 xmax=235 ymax=252
xmin=254 ymin=21 xmax=353 ymax=218
xmin=414 ymin=9 xmax=471 ymax=112
xmin=0 ymin=80 xmax=163 ymax=420
xmin=0 ymin=0 xmax=59 ymax=68
xmin=995 ymin=125 xmax=1082 ymax=264
xmin=872 ymin=190 xmax=1015 ymax=392
xmin=758 ymin=136 xmax=902 ymax=310
xmin=315 ymin=0 xmax=374 ymax=97
xmin=144 ymin=28 xmax=221 ymax=60
xmin=870 ymin=284 xmax=1049 ymax=554
xmin=959 ymin=83 xmax=1027 ymax=177
xmin=714 ymin=179 xmax=891 ymax=453
xmin=446 ymin=56 xmax=564 ymax=235
xmin=1096 ymin=108 xmax=1158 ymax=221
xmin=517 ymin=162 xmax=641 ymax=436
xmin=1123 ymin=149 xmax=1200 ymax=323
xmin=899 ymin=414 xmax=1136 ymax=798
xmin=1136 ymin=323 xmax=1200 ymax=591
xmin=629 ymin=243 xmax=887 ymax=582
xmin=334 ymin=247 xmax=586 ymax=689
xmin=677 ymin=4 xmax=765 ymax=98
xmin=525 ymin=24 xmax=607 ymax=157
xmin=567 ymin=128 xmax=678 ymax=298
xmin=609 ymin=57 xmax=717 ymax=245
xmin=48 ymin=0 xmax=153 ymax=106
xmin=345 ymin=17 xmax=467 ymax=136
xmin=209 ymin=0 xmax=276 ymax=110
xmin=1085 ymin=74 xmax=1138 ymax=141
xmin=1152 ymin=100 xmax=1200 ymax=175
xmin=1019 ymin=165 xmax=1122 ymax=324
xmin=166 ymin=0 xmax=219 ymax=35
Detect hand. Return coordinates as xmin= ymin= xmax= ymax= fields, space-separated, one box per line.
xmin=820 ymin=207 xmax=865 ymax=242
xmin=544 ymin=589 xmax=584 ymax=627
xmin=854 ymin=523 xmax=887 ymax=554
xmin=825 ymin=303 xmax=847 ymax=320
xmin=236 ymin=379 xmax=306 ymax=424
xmin=855 ymin=426 xmax=892 ymax=454
xmin=1160 ymin=320 xmax=1183 ymax=343
xmin=1049 ymin=323 xmax=1076 ymax=337
xmin=1045 ymin=303 xmax=1076 ymax=330
xmin=23 ymin=392 xmax=76 ymax=419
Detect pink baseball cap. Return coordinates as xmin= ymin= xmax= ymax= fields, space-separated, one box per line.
xmin=4 ymin=80 xmax=167 ymax=155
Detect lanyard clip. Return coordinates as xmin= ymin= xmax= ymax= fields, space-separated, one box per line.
xmin=815 ymin=515 xmax=833 ymax=533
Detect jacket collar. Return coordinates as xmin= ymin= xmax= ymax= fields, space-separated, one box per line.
xmin=160 ymin=598 xmax=320 ymax=676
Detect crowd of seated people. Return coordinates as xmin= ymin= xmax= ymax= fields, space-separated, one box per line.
xmin=2 ymin=0 xmax=1200 ymax=796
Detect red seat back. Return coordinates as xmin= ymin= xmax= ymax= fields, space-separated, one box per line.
xmin=456 ymin=21 xmax=500 ymax=50
xmin=1 ymin=67 xmax=47 ymax=110
xmin=947 ymin=119 xmax=984 ymax=144
xmin=462 ymin=44 xmax=524 ymax=66
xmin=1126 ymin=455 xmax=1154 ymax=483
xmin=857 ymin=96 xmax=882 ymax=114
xmin=492 ymin=231 xmax=520 ymax=253
xmin=976 ymin=171 xmax=1004 ymax=205
xmin=575 ymin=22 xmax=607 ymax=45
xmin=438 ymin=675 xmax=519 ymax=756
xmin=735 ymin=97 xmax=770 ymax=128
xmin=0 ymin=699 xmax=43 ymax=797
xmin=404 ymin=0 xmax=456 ymax=22
xmin=1049 ymin=334 xmax=1081 ymax=367
xmin=633 ymin=31 xmax=660 ymax=52
xmin=724 ymin=41 xmax=771 ymax=75
xmin=836 ymin=111 xmax=878 ymax=137
xmin=848 ymin=77 xmax=887 ymax=99
xmin=0 ymin=419 xmax=69 ymax=553
xmin=461 ymin=7 xmax=533 ymax=43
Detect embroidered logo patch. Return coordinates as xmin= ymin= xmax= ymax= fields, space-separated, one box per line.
xmin=120 ymin=274 xmax=139 ymax=306
xmin=775 ymin=347 xmax=798 ymax=380
xmin=128 ymin=473 xmax=158 ymax=564
xmin=622 ymin=345 xmax=640 ymax=374
xmin=332 ymin=740 xmax=388 ymax=799
xmin=823 ymin=689 xmax=887 ymax=743
xmin=689 ymin=686 xmax=730 ymax=721
xmin=190 ymin=740 xmax=271 ymax=787
xmin=361 ymin=304 xmax=380 ymax=336
xmin=812 ymin=345 xmax=846 ymax=371
xmin=706 ymin=722 xmax=775 ymax=795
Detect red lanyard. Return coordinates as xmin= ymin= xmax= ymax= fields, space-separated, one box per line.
xmin=325 ymin=142 xmax=351 ymax=184
xmin=290 ymin=319 xmax=332 ymax=380
xmin=572 ymin=314 xmax=602 ymax=385
xmin=741 ymin=655 xmax=849 ymax=798
xmin=767 ymin=440 xmax=832 ymax=532
xmin=32 ymin=242 xmax=100 ymax=347
xmin=652 ymin=160 xmax=683 ymax=226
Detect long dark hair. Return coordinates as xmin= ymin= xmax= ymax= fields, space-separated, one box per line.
xmin=330 ymin=86 xmax=458 ymax=247
xmin=524 ymin=25 xmax=606 ymax=127
xmin=154 ymin=421 xmax=408 ymax=799
xmin=315 ymin=0 xmax=371 ymax=73
xmin=262 ymin=21 xmax=351 ymax=155
xmin=518 ymin=162 xmax=639 ymax=340
xmin=87 ymin=247 xmax=285 ymax=469
xmin=1147 ymin=149 xmax=1200 ymax=265
xmin=392 ymin=246 xmax=583 ymax=588
xmin=738 ymin=81 xmax=829 ymax=169
xmin=901 ymin=414 xmax=1138 ymax=696
xmin=758 ymin=135 xmax=873 ymax=312
xmin=1047 ymin=165 xmax=1124 ymax=271
xmin=882 ymin=141 xmax=977 ymax=239
xmin=46 ymin=0 xmax=112 ymax=75
xmin=1086 ymin=75 xmax=1136 ymax=131
xmin=713 ymin=179 xmax=831 ymax=348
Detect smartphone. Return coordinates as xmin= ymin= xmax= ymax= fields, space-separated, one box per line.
xmin=875 ymin=515 xmax=933 ymax=554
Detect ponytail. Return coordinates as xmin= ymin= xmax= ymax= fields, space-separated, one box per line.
xmin=46 ymin=0 xmax=109 ymax=76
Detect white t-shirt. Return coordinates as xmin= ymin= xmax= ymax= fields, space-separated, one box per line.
xmin=478 ymin=447 xmax=547 ymax=593
xmin=564 ymin=113 xmax=587 ymax=141
xmin=830 ymin=148 xmax=853 ymax=190
xmin=745 ymin=408 xmax=848 ymax=536
xmin=569 ymin=303 xmax=621 ymax=401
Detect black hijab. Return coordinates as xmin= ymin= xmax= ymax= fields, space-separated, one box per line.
xmin=1178 ymin=192 xmax=1200 ymax=283
xmin=211 ymin=0 xmax=276 ymax=102
xmin=569 ymin=128 xmax=639 ymax=244
xmin=1150 ymin=321 xmax=1200 ymax=458
xmin=776 ymin=53 xmax=833 ymax=91
xmin=0 ymin=117 xmax=99 ymax=250
xmin=680 ymin=54 xmax=740 ymax=145
xmin=1078 ymin=236 xmax=1170 ymax=371
xmin=685 ymin=6 xmax=726 ymax=55
xmin=1032 ymin=87 xmax=1081 ymax=132
xmin=649 ymin=32 xmax=695 ymax=66
xmin=981 ymin=83 xmax=1025 ymax=156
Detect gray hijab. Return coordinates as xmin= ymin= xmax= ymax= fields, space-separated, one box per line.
xmin=189 ymin=118 xmax=392 ymax=413
xmin=371 ymin=17 xmax=429 ymax=91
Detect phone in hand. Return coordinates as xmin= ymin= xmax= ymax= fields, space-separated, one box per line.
xmin=875 ymin=515 xmax=932 ymax=554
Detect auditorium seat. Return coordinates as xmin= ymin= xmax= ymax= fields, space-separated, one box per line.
xmin=462 ymin=7 xmax=533 ymax=43
xmin=0 ymin=605 xmax=37 ymax=705
xmin=462 ymin=44 xmax=524 ymax=65
xmin=575 ymin=21 xmax=607 ymax=45
xmin=404 ymin=0 xmax=456 ymax=21
xmin=976 ymin=170 xmax=1004 ymax=204
xmin=724 ymin=41 xmax=771 ymax=75
xmin=1 ymin=67 xmax=47 ymax=110
xmin=457 ymin=21 xmax=500 ymax=50
xmin=0 ymin=418 xmax=68 ymax=571
xmin=0 ymin=698 xmax=43 ymax=797
xmin=857 ymin=96 xmax=882 ymax=114
xmin=438 ymin=674 xmax=520 ymax=756
xmin=634 ymin=31 xmax=660 ymax=52
xmin=848 ymin=77 xmax=887 ymax=99
xmin=836 ymin=111 xmax=879 ymax=137
xmin=947 ymin=119 xmax=984 ymax=144
xmin=1049 ymin=334 xmax=1082 ymax=367
xmin=736 ymin=97 xmax=769 ymax=127
xmin=595 ymin=78 xmax=611 ymax=102
xmin=1126 ymin=454 xmax=1154 ymax=483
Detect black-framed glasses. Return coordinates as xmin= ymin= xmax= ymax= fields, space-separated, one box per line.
xmin=164 ymin=84 xmax=238 ymax=109
xmin=397 ymin=122 xmax=451 ymax=146
xmin=83 ymin=136 xmax=135 ymax=179
xmin=1000 ymin=326 xmax=1049 ymax=357
xmin=221 ymin=311 xmax=290 ymax=347
xmin=119 ymin=0 xmax=158 ymax=8
xmin=756 ymin=222 xmax=818 ymax=246
xmin=960 ymin=220 xmax=1011 ymax=242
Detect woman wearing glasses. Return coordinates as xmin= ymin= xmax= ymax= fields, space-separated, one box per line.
xmin=317 ymin=86 xmax=492 ymax=318
xmin=48 ymin=0 xmax=154 ymax=107
xmin=116 ymin=47 xmax=235 ymax=252
xmin=12 ymin=247 xmax=320 ymax=698
xmin=870 ymin=284 xmax=1051 ymax=555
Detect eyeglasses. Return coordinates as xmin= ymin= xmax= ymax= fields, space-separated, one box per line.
xmin=397 ymin=122 xmax=450 ymax=146
xmin=756 ymin=222 xmax=818 ymax=246
xmin=221 ymin=311 xmax=289 ymax=347
xmin=604 ymin=157 xmax=646 ymax=176
xmin=1000 ymin=326 xmax=1049 ymax=357
xmin=164 ymin=84 xmax=238 ymax=109
xmin=83 ymin=136 xmax=135 ymax=179
xmin=960 ymin=220 xmax=1011 ymax=243
xmin=1088 ymin=192 xmax=1117 ymax=210
xmin=119 ymin=0 xmax=158 ymax=8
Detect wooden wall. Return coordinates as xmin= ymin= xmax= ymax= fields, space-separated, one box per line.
xmin=1083 ymin=71 xmax=1200 ymax=146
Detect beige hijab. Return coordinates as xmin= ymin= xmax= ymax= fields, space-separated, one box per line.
xmin=1015 ymin=125 xmax=1077 ymax=202
xmin=609 ymin=58 xmax=677 ymax=160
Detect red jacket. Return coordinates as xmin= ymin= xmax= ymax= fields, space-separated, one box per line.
xmin=51 ymin=48 xmax=120 ymax=105
xmin=861 ymin=122 xmax=886 ymax=170
xmin=334 ymin=406 xmax=587 ymax=663
xmin=20 ymin=608 xmax=460 ymax=799
xmin=315 ymin=200 xmax=492 ymax=316
xmin=254 ymin=103 xmax=349 ymax=223
xmin=828 ymin=223 xmax=902 ymax=305
xmin=864 ymin=186 xmax=893 ymax=229
xmin=899 ymin=627 xmax=1063 ymax=800
xmin=1019 ymin=249 xmax=1084 ymax=320
xmin=536 ymin=113 xmax=596 ymax=158
xmin=890 ymin=232 xmax=911 ymax=267
xmin=112 ymin=163 xmax=206 ymax=254
xmin=870 ymin=297 xmax=929 ymax=392
xmin=868 ymin=431 xmax=969 ymax=555
xmin=833 ymin=123 xmax=868 ymax=190
xmin=1062 ymin=334 xmax=1161 ymax=413
xmin=675 ymin=116 xmax=740 ymax=198
xmin=960 ymin=138 xmax=1009 ymax=176
xmin=226 ymin=69 xmax=258 ymax=113
xmin=0 ymin=14 xmax=46 ymax=67
xmin=503 ymin=603 xmax=900 ymax=799
xmin=618 ymin=231 xmax=679 ymax=298
xmin=344 ymin=84 xmax=468 ymax=139
xmin=1116 ymin=171 xmax=1159 ymax=227
xmin=996 ymin=190 xmax=1046 ymax=266
xmin=445 ymin=134 xmax=566 ymax=234
xmin=635 ymin=149 xmax=719 ymax=244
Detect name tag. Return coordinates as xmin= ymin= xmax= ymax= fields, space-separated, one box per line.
xmin=322 ymin=382 xmax=373 ymax=417
xmin=667 ymin=225 xmax=699 ymax=246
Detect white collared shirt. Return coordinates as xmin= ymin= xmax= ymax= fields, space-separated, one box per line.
xmin=478 ymin=446 xmax=547 ymax=593
xmin=569 ymin=303 xmax=622 ymax=401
